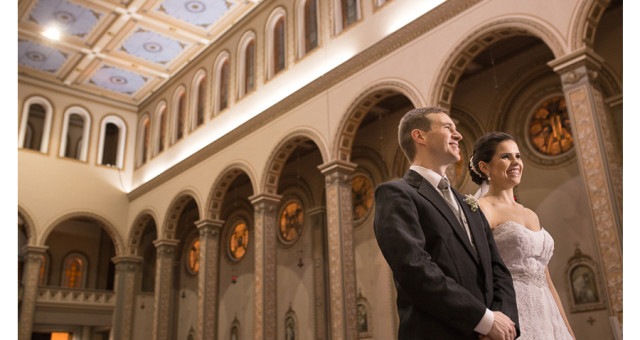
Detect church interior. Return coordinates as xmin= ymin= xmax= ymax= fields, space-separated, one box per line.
xmin=17 ymin=0 xmax=623 ymax=339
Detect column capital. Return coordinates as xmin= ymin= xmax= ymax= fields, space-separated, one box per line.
xmin=111 ymin=255 xmax=143 ymax=271
xmin=22 ymin=245 xmax=48 ymax=255
xmin=152 ymin=238 xmax=180 ymax=248
xmin=195 ymin=218 xmax=225 ymax=229
xmin=317 ymin=160 xmax=358 ymax=175
xmin=249 ymin=192 xmax=282 ymax=206
xmin=547 ymin=48 xmax=606 ymax=75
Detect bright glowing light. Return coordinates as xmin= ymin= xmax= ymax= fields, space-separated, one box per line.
xmin=42 ymin=27 xmax=61 ymax=40
xmin=385 ymin=0 xmax=446 ymax=36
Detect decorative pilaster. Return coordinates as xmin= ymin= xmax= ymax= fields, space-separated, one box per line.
xmin=309 ymin=207 xmax=328 ymax=340
xmin=549 ymin=49 xmax=623 ymax=322
xmin=18 ymin=245 xmax=47 ymax=340
xmin=250 ymin=193 xmax=281 ymax=340
xmin=111 ymin=256 xmax=142 ymax=340
xmin=195 ymin=219 xmax=224 ymax=340
xmin=152 ymin=239 xmax=179 ymax=340
xmin=318 ymin=160 xmax=358 ymax=340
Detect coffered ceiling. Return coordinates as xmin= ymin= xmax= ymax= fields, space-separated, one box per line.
xmin=18 ymin=0 xmax=259 ymax=105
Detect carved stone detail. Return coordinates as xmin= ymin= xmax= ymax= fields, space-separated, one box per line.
xmin=195 ymin=219 xmax=224 ymax=340
xmin=112 ymin=256 xmax=142 ymax=340
xmin=18 ymin=246 xmax=47 ymax=340
xmin=152 ymin=239 xmax=179 ymax=340
xmin=319 ymin=161 xmax=358 ymax=340
xmin=250 ymin=194 xmax=281 ymax=340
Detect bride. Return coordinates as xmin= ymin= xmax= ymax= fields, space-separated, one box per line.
xmin=468 ymin=132 xmax=575 ymax=340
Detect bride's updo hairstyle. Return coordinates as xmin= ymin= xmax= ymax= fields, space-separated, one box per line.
xmin=468 ymin=131 xmax=515 ymax=185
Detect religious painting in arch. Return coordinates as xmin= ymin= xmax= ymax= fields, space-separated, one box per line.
xmin=351 ymin=173 xmax=373 ymax=224
xmin=186 ymin=236 xmax=200 ymax=275
xmin=228 ymin=219 xmax=249 ymax=261
xmin=528 ymin=96 xmax=574 ymax=156
xmin=278 ymin=200 xmax=304 ymax=245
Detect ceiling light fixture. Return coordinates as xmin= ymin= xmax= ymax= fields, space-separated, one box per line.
xmin=42 ymin=27 xmax=61 ymax=40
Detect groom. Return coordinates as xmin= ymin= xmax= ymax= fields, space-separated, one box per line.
xmin=373 ymin=107 xmax=519 ymax=339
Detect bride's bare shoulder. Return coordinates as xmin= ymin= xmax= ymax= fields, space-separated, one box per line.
xmin=523 ymin=207 xmax=541 ymax=230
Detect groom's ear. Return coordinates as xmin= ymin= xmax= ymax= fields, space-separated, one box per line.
xmin=411 ymin=129 xmax=427 ymax=146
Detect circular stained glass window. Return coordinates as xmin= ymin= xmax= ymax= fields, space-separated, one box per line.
xmin=186 ymin=238 xmax=200 ymax=274
xmin=229 ymin=221 xmax=249 ymax=261
xmin=528 ymin=96 xmax=574 ymax=156
xmin=279 ymin=201 xmax=304 ymax=244
xmin=352 ymin=175 xmax=373 ymax=222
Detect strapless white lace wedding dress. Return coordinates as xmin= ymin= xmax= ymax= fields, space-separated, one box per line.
xmin=493 ymin=221 xmax=572 ymax=340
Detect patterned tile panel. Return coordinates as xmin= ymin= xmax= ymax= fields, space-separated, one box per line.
xmin=120 ymin=27 xmax=188 ymax=65
xmin=27 ymin=0 xmax=103 ymax=39
xmin=88 ymin=64 xmax=148 ymax=95
xmin=156 ymin=0 xmax=236 ymax=28
xmin=18 ymin=40 xmax=68 ymax=73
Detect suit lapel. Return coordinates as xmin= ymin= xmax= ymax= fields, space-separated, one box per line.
xmin=453 ymin=189 xmax=489 ymax=269
xmin=404 ymin=171 xmax=479 ymax=263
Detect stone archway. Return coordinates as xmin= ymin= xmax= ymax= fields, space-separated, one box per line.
xmin=18 ymin=206 xmax=37 ymax=246
xmin=127 ymin=210 xmax=159 ymax=256
xmin=40 ymin=211 xmax=125 ymax=256
xmin=261 ymin=129 xmax=329 ymax=195
xmin=206 ymin=162 xmax=258 ymax=221
xmin=334 ymin=81 xmax=423 ymax=163
xmin=429 ymin=18 xmax=566 ymax=109
xmin=570 ymin=0 xmax=612 ymax=50
xmin=162 ymin=189 xmax=203 ymax=240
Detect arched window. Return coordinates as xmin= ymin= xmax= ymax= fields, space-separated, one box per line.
xmin=267 ymin=9 xmax=286 ymax=79
xmin=213 ymin=52 xmax=231 ymax=115
xmin=335 ymin=0 xmax=360 ymax=33
xmin=97 ymin=115 xmax=126 ymax=169
xmin=237 ymin=31 xmax=256 ymax=98
xmin=136 ymin=115 xmax=150 ymax=167
xmin=304 ymin=0 xmax=318 ymax=53
xmin=173 ymin=88 xmax=186 ymax=143
xmin=154 ymin=103 xmax=167 ymax=156
xmin=191 ymin=71 xmax=207 ymax=131
xmin=19 ymin=96 xmax=53 ymax=153
xmin=59 ymin=107 xmax=91 ymax=161
xmin=62 ymin=253 xmax=87 ymax=289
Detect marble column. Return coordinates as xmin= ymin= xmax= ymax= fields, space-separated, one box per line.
xmin=250 ymin=193 xmax=281 ymax=340
xmin=111 ymin=255 xmax=142 ymax=340
xmin=195 ymin=219 xmax=224 ymax=340
xmin=318 ymin=160 xmax=358 ymax=340
xmin=549 ymin=49 xmax=623 ymax=321
xmin=18 ymin=245 xmax=47 ymax=340
xmin=308 ymin=207 xmax=329 ymax=340
xmin=152 ymin=239 xmax=179 ymax=340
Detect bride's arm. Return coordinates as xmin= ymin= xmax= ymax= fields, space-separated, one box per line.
xmin=545 ymin=267 xmax=576 ymax=340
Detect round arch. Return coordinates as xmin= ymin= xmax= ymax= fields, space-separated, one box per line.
xmin=162 ymin=188 xmax=204 ymax=239
xmin=206 ymin=161 xmax=258 ymax=221
xmin=261 ymin=128 xmax=330 ymax=195
xmin=39 ymin=211 xmax=126 ymax=256
xmin=127 ymin=209 xmax=160 ymax=255
xmin=333 ymin=79 xmax=423 ymax=162
xmin=570 ymin=0 xmax=611 ymax=50
xmin=428 ymin=16 xmax=567 ymax=109
xmin=18 ymin=205 xmax=38 ymax=246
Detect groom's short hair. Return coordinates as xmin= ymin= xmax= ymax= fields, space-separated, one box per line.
xmin=398 ymin=106 xmax=449 ymax=162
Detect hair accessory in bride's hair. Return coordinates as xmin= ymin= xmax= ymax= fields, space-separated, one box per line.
xmin=469 ymin=156 xmax=484 ymax=178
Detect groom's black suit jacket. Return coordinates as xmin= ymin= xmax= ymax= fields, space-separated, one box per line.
xmin=374 ymin=170 xmax=519 ymax=339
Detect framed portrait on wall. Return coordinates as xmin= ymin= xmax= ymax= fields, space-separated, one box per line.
xmin=565 ymin=248 xmax=606 ymax=312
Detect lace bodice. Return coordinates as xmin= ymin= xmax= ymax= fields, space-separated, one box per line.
xmin=492 ymin=221 xmax=553 ymax=278
xmin=492 ymin=221 xmax=572 ymax=339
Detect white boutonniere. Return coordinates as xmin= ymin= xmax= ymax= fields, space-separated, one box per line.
xmin=464 ymin=194 xmax=479 ymax=212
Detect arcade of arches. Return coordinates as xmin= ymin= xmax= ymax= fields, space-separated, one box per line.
xmin=18 ymin=0 xmax=622 ymax=339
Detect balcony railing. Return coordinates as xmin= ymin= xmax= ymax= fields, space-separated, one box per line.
xmin=36 ymin=287 xmax=115 ymax=309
